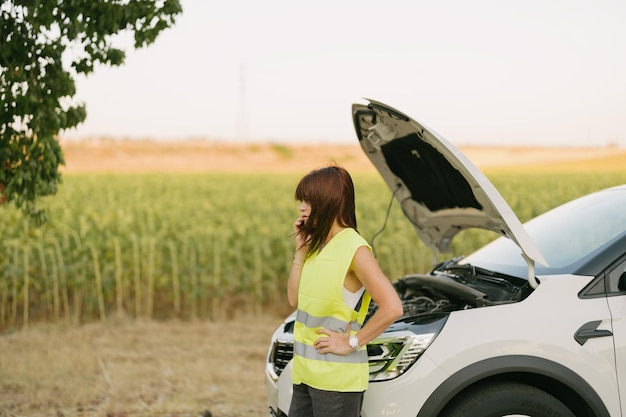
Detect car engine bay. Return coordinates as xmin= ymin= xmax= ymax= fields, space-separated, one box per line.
xmin=368 ymin=262 xmax=533 ymax=321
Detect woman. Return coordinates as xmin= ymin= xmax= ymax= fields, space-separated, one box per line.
xmin=287 ymin=165 xmax=403 ymax=417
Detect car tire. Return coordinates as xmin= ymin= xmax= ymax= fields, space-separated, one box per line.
xmin=440 ymin=381 xmax=575 ymax=417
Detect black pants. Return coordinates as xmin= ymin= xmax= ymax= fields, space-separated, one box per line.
xmin=289 ymin=383 xmax=364 ymax=417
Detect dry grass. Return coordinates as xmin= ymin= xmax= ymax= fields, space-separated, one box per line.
xmin=0 ymin=314 xmax=284 ymax=417
xmin=58 ymin=138 xmax=626 ymax=174
xmin=58 ymin=139 xmax=375 ymax=174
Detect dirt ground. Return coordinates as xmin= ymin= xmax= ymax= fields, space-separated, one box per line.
xmin=0 ymin=314 xmax=285 ymax=417
xmin=2 ymin=139 xmax=625 ymax=417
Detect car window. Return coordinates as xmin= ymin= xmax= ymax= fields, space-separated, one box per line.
xmin=584 ymin=276 xmax=606 ymax=297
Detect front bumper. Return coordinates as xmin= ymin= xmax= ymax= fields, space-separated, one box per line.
xmin=264 ymin=351 xmax=449 ymax=417
xmin=265 ymin=360 xmax=294 ymax=416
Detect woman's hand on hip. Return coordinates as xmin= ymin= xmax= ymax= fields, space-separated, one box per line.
xmin=314 ymin=327 xmax=353 ymax=356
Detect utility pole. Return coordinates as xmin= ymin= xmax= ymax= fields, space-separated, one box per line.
xmin=236 ymin=62 xmax=250 ymax=141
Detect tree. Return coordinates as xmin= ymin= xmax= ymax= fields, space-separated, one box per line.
xmin=0 ymin=0 xmax=182 ymax=224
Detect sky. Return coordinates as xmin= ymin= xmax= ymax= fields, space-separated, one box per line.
xmin=66 ymin=0 xmax=626 ymax=147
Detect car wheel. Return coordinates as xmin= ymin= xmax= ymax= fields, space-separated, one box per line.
xmin=441 ymin=381 xmax=575 ymax=417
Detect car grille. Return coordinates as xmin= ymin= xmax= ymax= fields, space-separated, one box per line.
xmin=271 ymin=340 xmax=294 ymax=376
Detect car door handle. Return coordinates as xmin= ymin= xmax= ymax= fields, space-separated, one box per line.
xmin=574 ymin=320 xmax=613 ymax=346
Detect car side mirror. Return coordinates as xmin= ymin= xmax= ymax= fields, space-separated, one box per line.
xmin=618 ymin=271 xmax=626 ymax=292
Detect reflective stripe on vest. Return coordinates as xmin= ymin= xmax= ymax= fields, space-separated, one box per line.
xmin=294 ymin=341 xmax=367 ymax=363
xmin=296 ymin=309 xmax=362 ymax=333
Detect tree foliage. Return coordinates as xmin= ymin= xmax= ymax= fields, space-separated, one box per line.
xmin=0 ymin=0 xmax=182 ymax=224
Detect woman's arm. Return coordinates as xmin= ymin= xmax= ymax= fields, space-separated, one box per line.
xmin=287 ymin=246 xmax=307 ymax=308
xmin=348 ymin=246 xmax=403 ymax=347
xmin=287 ymin=215 xmax=309 ymax=308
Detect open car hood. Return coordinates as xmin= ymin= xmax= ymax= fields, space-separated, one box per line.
xmin=352 ymin=99 xmax=548 ymax=271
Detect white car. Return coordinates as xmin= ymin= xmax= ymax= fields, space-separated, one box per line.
xmin=265 ymin=99 xmax=626 ymax=417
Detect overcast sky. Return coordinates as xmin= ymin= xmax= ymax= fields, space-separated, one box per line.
xmin=66 ymin=0 xmax=626 ymax=147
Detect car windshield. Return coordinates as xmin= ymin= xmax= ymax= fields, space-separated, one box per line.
xmin=462 ymin=186 xmax=626 ymax=277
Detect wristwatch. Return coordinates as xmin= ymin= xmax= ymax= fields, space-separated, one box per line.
xmin=349 ymin=335 xmax=360 ymax=350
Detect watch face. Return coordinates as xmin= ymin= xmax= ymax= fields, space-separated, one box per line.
xmin=349 ymin=336 xmax=359 ymax=349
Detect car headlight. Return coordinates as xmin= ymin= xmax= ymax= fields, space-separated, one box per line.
xmin=367 ymin=331 xmax=436 ymax=381
xmin=367 ymin=313 xmax=448 ymax=381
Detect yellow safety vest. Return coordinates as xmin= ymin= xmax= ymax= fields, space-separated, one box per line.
xmin=292 ymin=228 xmax=372 ymax=392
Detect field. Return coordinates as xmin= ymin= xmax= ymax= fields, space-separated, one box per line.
xmin=1 ymin=140 xmax=625 ymax=417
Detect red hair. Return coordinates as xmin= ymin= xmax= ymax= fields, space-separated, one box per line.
xmin=295 ymin=165 xmax=357 ymax=256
